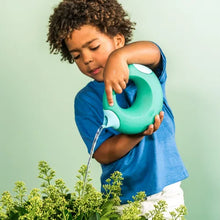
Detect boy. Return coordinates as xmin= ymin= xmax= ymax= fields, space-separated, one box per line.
xmin=47 ymin=0 xmax=188 ymax=215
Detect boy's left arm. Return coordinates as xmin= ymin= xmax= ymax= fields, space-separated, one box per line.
xmin=103 ymin=41 xmax=161 ymax=106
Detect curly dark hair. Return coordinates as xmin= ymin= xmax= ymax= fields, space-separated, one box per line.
xmin=47 ymin=0 xmax=136 ymax=63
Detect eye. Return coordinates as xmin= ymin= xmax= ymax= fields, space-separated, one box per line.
xmin=73 ymin=54 xmax=80 ymax=60
xmin=90 ymin=45 xmax=100 ymax=51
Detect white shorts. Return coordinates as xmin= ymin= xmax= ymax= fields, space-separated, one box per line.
xmin=141 ymin=181 xmax=184 ymax=218
xmin=117 ymin=181 xmax=184 ymax=219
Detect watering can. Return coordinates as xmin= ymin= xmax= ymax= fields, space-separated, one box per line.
xmin=102 ymin=64 xmax=163 ymax=134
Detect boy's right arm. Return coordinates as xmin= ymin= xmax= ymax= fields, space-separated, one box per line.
xmin=104 ymin=41 xmax=161 ymax=106
xmin=93 ymin=112 xmax=164 ymax=164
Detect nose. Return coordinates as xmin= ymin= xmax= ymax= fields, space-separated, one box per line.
xmin=82 ymin=52 xmax=93 ymax=65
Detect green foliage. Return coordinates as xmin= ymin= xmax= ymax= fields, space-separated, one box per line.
xmin=144 ymin=200 xmax=187 ymax=220
xmin=0 ymin=161 xmax=187 ymax=219
xmin=170 ymin=205 xmax=187 ymax=220
xmin=120 ymin=191 xmax=146 ymax=220
xmin=102 ymin=171 xmax=124 ymax=206
xmin=144 ymin=200 xmax=168 ymax=220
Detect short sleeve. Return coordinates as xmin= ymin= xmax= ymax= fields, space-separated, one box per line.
xmin=152 ymin=42 xmax=167 ymax=85
xmin=74 ymin=84 xmax=116 ymax=154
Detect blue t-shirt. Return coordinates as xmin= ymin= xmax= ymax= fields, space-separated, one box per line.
xmin=74 ymin=46 xmax=189 ymax=204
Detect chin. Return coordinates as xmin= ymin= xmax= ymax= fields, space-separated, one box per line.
xmin=94 ymin=78 xmax=104 ymax=82
xmin=93 ymin=75 xmax=104 ymax=82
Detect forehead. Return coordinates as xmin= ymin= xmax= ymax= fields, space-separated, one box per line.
xmin=65 ymin=25 xmax=112 ymax=50
xmin=71 ymin=25 xmax=101 ymax=37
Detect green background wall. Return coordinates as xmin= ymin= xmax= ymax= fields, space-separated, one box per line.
xmin=0 ymin=0 xmax=220 ymax=219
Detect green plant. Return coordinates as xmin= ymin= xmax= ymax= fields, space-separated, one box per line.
xmin=0 ymin=161 xmax=187 ymax=219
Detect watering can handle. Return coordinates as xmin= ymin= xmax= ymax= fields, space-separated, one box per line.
xmin=103 ymin=64 xmax=163 ymax=134
xmin=104 ymin=64 xmax=152 ymax=104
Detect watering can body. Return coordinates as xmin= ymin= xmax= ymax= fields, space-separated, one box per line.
xmin=102 ymin=64 xmax=163 ymax=134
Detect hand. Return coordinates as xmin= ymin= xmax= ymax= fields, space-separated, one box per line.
xmin=103 ymin=41 xmax=161 ymax=106
xmin=140 ymin=111 xmax=164 ymax=136
xmin=103 ymin=51 xmax=129 ymax=106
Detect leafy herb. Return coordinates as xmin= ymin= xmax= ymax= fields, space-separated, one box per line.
xmin=0 ymin=161 xmax=187 ymax=219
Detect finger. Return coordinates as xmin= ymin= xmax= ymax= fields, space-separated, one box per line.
xmin=119 ymin=80 xmax=127 ymax=90
xmin=105 ymin=85 xmax=113 ymax=106
xmin=154 ymin=115 xmax=161 ymax=131
xmin=159 ymin=111 xmax=164 ymax=122
xmin=124 ymin=77 xmax=129 ymax=84
xmin=143 ymin=124 xmax=154 ymax=136
xmin=113 ymin=83 xmax=123 ymax=94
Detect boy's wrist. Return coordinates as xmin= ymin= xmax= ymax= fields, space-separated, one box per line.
xmin=109 ymin=47 xmax=128 ymax=65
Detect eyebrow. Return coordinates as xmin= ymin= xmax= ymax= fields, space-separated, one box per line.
xmin=68 ymin=38 xmax=99 ymax=53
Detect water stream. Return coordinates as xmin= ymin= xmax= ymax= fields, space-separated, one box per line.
xmin=82 ymin=125 xmax=104 ymax=196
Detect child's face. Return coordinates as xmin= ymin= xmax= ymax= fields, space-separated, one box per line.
xmin=65 ymin=25 xmax=125 ymax=81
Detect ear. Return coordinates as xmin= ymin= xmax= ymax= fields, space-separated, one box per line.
xmin=113 ymin=33 xmax=125 ymax=49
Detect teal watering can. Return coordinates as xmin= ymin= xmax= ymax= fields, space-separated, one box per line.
xmin=102 ymin=64 xmax=163 ymax=134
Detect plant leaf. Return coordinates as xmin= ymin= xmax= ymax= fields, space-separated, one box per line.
xmin=76 ymin=213 xmax=84 ymax=220
xmin=88 ymin=212 xmax=101 ymax=220
xmin=101 ymin=200 xmax=114 ymax=213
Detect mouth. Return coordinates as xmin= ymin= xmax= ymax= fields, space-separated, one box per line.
xmin=89 ymin=67 xmax=102 ymax=75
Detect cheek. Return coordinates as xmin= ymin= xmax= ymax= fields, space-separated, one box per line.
xmin=75 ymin=62 xmax=86 ymax=74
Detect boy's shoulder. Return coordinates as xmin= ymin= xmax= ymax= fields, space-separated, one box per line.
xmin=75 ymin=80 xmax=105 ymax=103
xmin=77 ymin=80 xmax=104 ymax=94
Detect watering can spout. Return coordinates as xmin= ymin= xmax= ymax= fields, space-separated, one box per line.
xmin=103 ymin=110 xmax=120 ymax=129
